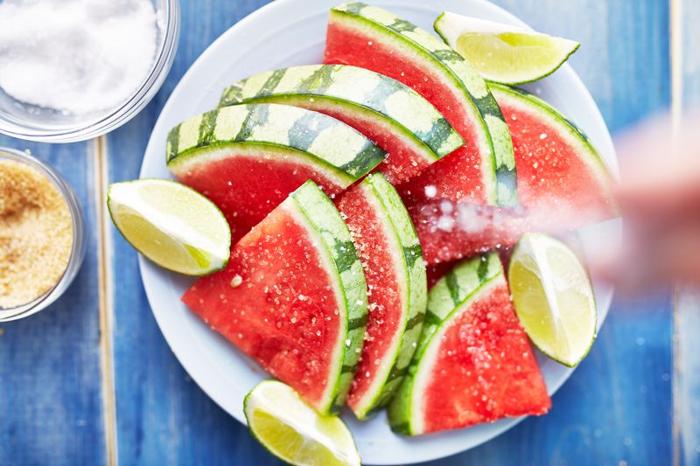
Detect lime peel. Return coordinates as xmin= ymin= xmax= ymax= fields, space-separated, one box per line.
xmin=244 ymin=380 xmax=361 ymax=466
xmin=108 ymin=179 xmax=231 ymax=276
xmin=508 ymin=233 xmax=596 ymax=367
xmin=434 ymin=12 xmax=580 ymax=85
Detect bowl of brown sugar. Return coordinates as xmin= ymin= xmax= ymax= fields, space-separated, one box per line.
xmin=0 ymin=147 xmax=85 ymax=321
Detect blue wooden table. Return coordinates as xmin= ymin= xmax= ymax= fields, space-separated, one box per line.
xmin=1 ymin=1 xmax=698 ymax=465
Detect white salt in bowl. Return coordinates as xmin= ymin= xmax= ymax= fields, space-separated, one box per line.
xmin=0 ymin=0 xmax=179 ymax=143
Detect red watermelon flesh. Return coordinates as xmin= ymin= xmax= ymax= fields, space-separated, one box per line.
xmin=407 ymin=199 xmax=524 ymax=265
xmin=422 ymin=279 xmax=551 ymax=433
xmin=405 ymin=88 xmax=616 ymax=265
xmin=175 ymin=152 xmax=344 ymax=244
xmin=501 ymin=95 xmax=615 ymax=220
xmin=182 ymin=200 xmax=342 ymax=410
xmin=325 ymin=20 xmax=491 ymax=204
xmin=337 ymin=186 xmax=403 ymax=414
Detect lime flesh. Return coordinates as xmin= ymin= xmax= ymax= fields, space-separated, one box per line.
xmin=108 ymin=179 xmax=230 ymax=276
xmin=435 ymin=12 xmax=579 ymax=84
xmin=508 ymin=233 xmax=596 ymax=367
xmin=244 ymin=381 xmax=360 ymax=466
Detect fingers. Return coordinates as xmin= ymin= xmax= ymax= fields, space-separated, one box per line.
xmin=614 ymin=113 xmax=700 ymax=225
xmin=591 ymin=219 xmax=700 ymax=293
xmin=595 ymin=112 xmax=700 ymax=293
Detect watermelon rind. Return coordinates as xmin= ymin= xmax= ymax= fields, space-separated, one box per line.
xmin=219 ymin=65 xmax=463 ymax=165
xmin=348 ymin=173 xmax=427 ymax=419
xmin=166 ymin=103 xmax=386 ymax=186
xmin=388 ymin=253 xmax=503 ymax=435
xmin=289 ymin=181 xmax=369 ymax=411
xmin=489 ymin=83 xmax=614 ymax=184
xmin=329 ymin=3 xmax=517 ymax=206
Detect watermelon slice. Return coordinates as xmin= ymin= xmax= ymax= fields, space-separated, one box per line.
xmin=219 ymin=65 xmax=463 ymax=184
xmin=182 ymin=181 xmax=368 ymax=413
xmin=491 ymin=83 xmax=616 ymax=221
xmin=167 ymin=103 xmax=385 ymax=243
xmin=336 ymin=173 xmax=427 ymax=419
xmin=410 ymin=85 xmax=617 ymax=265
xmin=324 ymin=2 xmax=517 ymax=207
xmin=388 ymin=253 xmax=550 ymax=435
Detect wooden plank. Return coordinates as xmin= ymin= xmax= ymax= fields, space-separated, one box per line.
xmin=106 ymin=1 xmax=674 ymax=465
xmin=673 ymin=1 xmax=700 ymax=465
xmin=106 ymin=1 xmax=281 ymax=465
xmin=0 ymin=138 xmax=106 ymax=465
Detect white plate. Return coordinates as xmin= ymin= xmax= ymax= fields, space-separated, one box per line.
xmin=139 ymin=0 xmax=619 ymax=463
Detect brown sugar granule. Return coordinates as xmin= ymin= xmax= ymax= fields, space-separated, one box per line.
xmin=0 ymin=160 xmax=73 ymax=308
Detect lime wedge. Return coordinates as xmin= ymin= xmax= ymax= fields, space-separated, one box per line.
xmin=434 ymin=12 xmax=579 ymax=84
xmin=508 ymin=233 xmax=596 ymax=367
xmin=108 ymin=179 xmax=230 ymax=276
xmin=244 ymin=381 xmax=360 ymax=466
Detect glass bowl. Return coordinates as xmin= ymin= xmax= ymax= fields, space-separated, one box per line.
xmin=0 ymin=147 xmax=86 ymax=321
xmin=0 ymin=0 xmax=180 ymax=143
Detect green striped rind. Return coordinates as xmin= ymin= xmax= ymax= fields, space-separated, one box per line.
xmin=330 ymin=3 xmax=517 ymax=206
xmin=219 ymin=65 xmax=463 ymax=161
xmin=165 ymin=103 xmax=385 ymax=184
xmin=351 ymin=173 xmax=427 ymax=418
xmin=388 ymin=253 xmax=502 ymax=435
xmin=489 ymin=83 xmax=614 ymax=180
xmin=290 ymin=181 xmax=368 ymax=412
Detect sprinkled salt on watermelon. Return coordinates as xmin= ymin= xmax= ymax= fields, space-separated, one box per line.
xmin=219 ymin=65 xmax=463 ymax=184
xmin=406 ymin=85 xmax=616 ymax=265
xmin=336 ymin=173 xmax=426 ymax=419
xmin=388 ymin=254 xmax=550 ymax=435
xmin=182 ymin=181 xmax=368 ymax=413
xmin=492 ymin=84 xmax=615 ymax=221
xmin=167 ymin=103 xmax=385 ymax=243
xmin=324 ymin=2 xmax=517 ymax=207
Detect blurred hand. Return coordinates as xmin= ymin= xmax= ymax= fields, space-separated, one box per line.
xmin=594 ymin=114 xmax=700 ymax=292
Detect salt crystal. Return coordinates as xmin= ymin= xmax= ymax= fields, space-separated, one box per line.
xmin=439 ymin=200 xmax=453 ymax=214
xmin=0 ymin=0 xmax=159 ymax=115
xmin=436 ymin=215 xmax=455 ymax=232
xmin=539 ymin=133 xmax=548 ymax=140
xmin=230 ymin=275 xmax=243 ymax=288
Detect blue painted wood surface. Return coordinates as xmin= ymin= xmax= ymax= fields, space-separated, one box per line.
xmin=0 ymin=140 xmax=107 ymax=466
xmin=0 ymin=0 xmax=684 ymax=465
